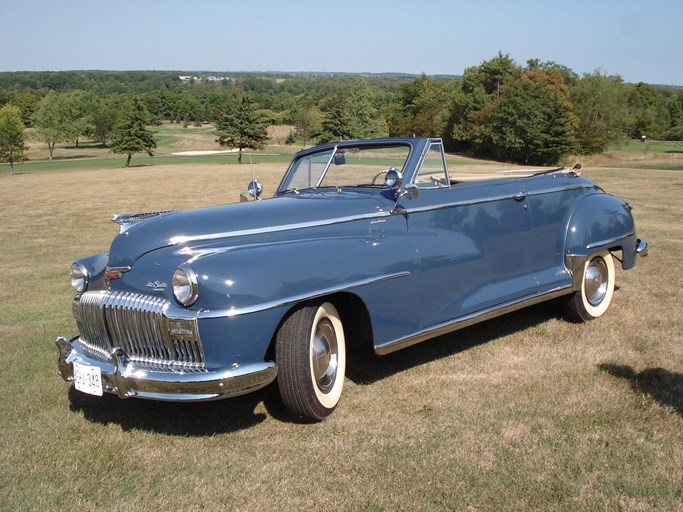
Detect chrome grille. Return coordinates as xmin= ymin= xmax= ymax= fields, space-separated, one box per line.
xmin=73 ymin=290 xmax=205 ymax=369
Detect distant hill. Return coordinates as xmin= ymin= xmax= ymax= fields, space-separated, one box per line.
xmin=0 ymin=70 xmax=460 ymax=93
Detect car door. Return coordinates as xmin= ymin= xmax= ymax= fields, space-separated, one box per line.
xmin=403 ymin=142 xmax=539 ymax=329
xmin=522 ymin=173 xmax=595 ymax=294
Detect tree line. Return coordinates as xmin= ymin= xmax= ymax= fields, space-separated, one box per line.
xmin=1 ymin=54 xmax=682 ymax=170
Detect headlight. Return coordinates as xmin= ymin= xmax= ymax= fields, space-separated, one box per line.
xmin=70 ymin=262 xmax=89 ymax=293
xmin=172 ymin=264 xmax=199 ymax=306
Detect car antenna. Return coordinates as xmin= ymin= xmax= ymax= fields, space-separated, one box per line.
xmin=248 ymin=153 xmax=263 ymax=201
xmin=249 ymin=153 xmax=255 ymax=184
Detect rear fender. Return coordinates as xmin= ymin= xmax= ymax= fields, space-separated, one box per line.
xmin=564 ymin=193 xmax=637 ymax=290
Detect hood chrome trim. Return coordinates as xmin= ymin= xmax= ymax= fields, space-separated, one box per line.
xmin=169 ymin=211 xmax=390 ymax=246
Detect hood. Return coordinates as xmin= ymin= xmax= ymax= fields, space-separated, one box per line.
xmin=107 ymin=191 xmax=391 ymax=268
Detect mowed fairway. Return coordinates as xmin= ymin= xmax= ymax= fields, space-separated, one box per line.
xmin=0 ymin=157 xmax=681 ymax=511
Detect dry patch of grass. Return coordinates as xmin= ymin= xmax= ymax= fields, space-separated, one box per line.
xmin=0 ymin=159 xmax=681 ymax=511
xmin=268 ymin=124 xmax=295 ymax=143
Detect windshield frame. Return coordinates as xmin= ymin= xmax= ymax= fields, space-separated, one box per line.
xmin=276 ymin=140 xmax=414 ymax=196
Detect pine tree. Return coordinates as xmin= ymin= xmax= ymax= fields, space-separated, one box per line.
xmin=214 ymin=96 xmax=268 ymax=163
xmin=316 ymin=93 xmax=355 ymax=144
xmin=109 ymin=97 xmax=157 ymax=167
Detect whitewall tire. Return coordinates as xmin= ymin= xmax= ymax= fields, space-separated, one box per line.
xmin=276 ymin=301 xmax=346 ymax=421
xmin=564 ymin=250 xmax=616 ymax=322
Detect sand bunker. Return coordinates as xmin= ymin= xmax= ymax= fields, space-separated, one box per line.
xmin=172 ymin=149 xmax=239 ymax=156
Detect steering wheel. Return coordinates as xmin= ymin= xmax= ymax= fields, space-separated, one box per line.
xmin=371 ymin=170 xmax=388 ymax=186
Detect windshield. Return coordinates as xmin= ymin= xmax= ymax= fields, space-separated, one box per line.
xmin=278 ymin=144 xmax=411 ymax=194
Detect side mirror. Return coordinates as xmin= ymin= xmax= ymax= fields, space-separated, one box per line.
xmin=403 ymin=183 xmax=419 ymax=200
xmin=247 ymin=179 xmax=263 ymax=200
xmin=391 ymin=183 xmax=419 ymax=215
xmin=334 ymin=151 xmax=346 ymax=166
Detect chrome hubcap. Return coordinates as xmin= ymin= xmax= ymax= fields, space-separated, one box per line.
xmin=585 ymin=257 xmax=609 ymax=306
xmin=312 ymin=318 xmax=338 ymax=393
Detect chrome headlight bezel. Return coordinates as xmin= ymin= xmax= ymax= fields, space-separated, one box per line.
xmin=172 ymin=264 xmax=199 ymax=306
xmin=70 ymin=262 xmax=89 ymax=293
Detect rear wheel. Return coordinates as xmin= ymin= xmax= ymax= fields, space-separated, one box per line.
xmin=276 ymin=301 xmax=346 ymax=421
xmin=564 ymin=250 xmax=616 ymax=322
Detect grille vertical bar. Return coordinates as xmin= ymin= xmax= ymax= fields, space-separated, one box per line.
xmin=73 ymin=290 xmax=204 ymax=369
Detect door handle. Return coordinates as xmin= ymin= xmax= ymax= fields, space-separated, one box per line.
xmin=513 ymin=192 xmax=528 ymax=202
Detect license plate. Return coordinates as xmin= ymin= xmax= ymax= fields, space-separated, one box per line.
xmin=73 ymin=362 xmax=103 ymax=396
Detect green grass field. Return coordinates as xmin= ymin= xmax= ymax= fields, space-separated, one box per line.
xmin=612 ymin=139 xmax=683 ymax=154
xmin=0 ymin=128 xmax=681 ymax=510
xmin=3 ymin=123 xmax=537 ymax=176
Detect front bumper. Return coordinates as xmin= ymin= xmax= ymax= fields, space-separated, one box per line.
xmin=56 ymin=336 xmax=277 ymax=401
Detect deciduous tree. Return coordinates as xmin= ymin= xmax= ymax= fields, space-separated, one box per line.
xmin=0 ymin=104 xmax=28 ymax=175
xmin=484 ymin=73 xmax=577 ymax=165
xmin=33 ymin=92 xmax=67 ymax=159
xmin=627 ymin=82 xmax=669 ymax=139
xmin=289 ymin=101 xmax=322 ymax=149
xmin=32 ymin=91 xmax=94 ymax=157
xmin=448 ymin=55 xmax=579 ymax=165
xmin=572 ymin=71 xmax=628 ymax=154
xmin=389 ymin=74 xmax=449 ymax=138
xmin=89 ymin=97 xmax=119 ymax=146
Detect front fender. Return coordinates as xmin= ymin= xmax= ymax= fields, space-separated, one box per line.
xmin=75 ymin=252 xmax=109 ymax=292
xmin=189 ymin=232 xmax=417 ymax=318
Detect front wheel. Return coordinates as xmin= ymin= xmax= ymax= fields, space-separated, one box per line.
xmin=276 ymin=301 xmax=346 ymax=421
xmin=564 ymin=250 xmax=616 ymax=322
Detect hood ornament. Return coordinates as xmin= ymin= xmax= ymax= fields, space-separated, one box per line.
xmin=112 ymin=211 xmax=179 ymax=233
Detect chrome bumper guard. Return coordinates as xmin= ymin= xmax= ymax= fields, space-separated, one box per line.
xmin=55 ymin=336 xmax=277 ymax=401
xmin=636 ymin=238 xmax=648 ymax=257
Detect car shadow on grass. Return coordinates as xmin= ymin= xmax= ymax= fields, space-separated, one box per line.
xmin=346 ymin=301 xmax=560 ymax=385
xmin=67 ymin=384 xmax=282 ymax=435
xmin=597 ymin=363 xmax=683 ymax=415
xmin=67 ymin=301 xmax=562 ymax=431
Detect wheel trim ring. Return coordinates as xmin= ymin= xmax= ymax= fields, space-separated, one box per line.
xmin=312 ymin=318 xmax=338 ymax=393
xmin=584 ymin=257 xmax=609 ymax=306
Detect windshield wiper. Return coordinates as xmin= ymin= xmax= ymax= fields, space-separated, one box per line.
xmin=280 ymin=186 xmax=339 ymax=196
xmin=279 ymin=188 xmax=299 ymax=195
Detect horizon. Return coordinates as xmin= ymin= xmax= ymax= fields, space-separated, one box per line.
xmin=2 ymin=69 xmax=680 ymax=89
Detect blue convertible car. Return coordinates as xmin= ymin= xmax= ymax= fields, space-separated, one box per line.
xmin=56 ymin=138 xmax=647 ymax=421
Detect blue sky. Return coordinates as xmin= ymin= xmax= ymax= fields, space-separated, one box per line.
xmin=2 ymin=0 xmax=682 ymax=85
